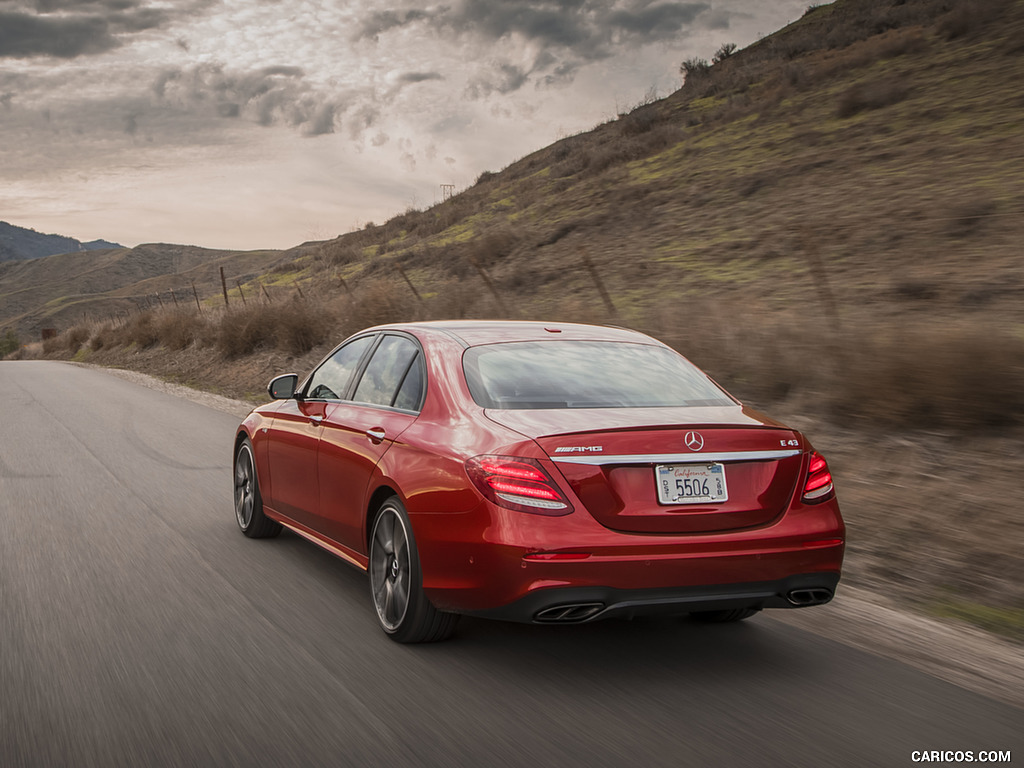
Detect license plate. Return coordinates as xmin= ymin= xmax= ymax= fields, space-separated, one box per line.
xmin=655 ymin=463 xmax=728 ymax=505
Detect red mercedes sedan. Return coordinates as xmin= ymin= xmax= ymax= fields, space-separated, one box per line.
xmin=234 ymin=321 xmax=844 ymax=643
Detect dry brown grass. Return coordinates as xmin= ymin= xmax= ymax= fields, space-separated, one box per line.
xmin=155 ymin=311 xmax=209 ymax=351
xmin=836 ymin=77 xmax=911 ymax=118
xmin=643 ymin=299 xmax=1024 ymax=433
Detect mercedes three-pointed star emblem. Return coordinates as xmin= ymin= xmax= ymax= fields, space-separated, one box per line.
xmin=684 ymin=431 xmax=704 ymax=451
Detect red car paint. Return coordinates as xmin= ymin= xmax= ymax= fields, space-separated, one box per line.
xmin=237 ymin=321 xmax=844 ymax=625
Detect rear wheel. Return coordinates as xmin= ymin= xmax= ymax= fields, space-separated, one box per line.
xmin=368 ymin=497 xmax=458 ymax=643
xmin=234 ymin=438 xmax=281 ymax=539
xmin=690 ymin=607 xmax=761 ymax=623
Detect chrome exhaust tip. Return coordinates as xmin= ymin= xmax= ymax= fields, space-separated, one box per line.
xmin=786 ymin=588 xmax=834 ymax=607
xmin=534 ymin=603 xmax=605 ymax=623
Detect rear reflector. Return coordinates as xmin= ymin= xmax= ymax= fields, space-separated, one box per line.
xmin=466 ymin=455 xmax=574 ymax=515
xmin=522 ymin=552 xmax=591 ymax=562
xmin=802 ymin=451 xmax=834 ymax=502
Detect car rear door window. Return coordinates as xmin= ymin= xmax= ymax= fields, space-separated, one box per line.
xmin=306 ymin=335 xmax=374 ymax=400
xmin=352 ymin=335 xmax=422 ymax=409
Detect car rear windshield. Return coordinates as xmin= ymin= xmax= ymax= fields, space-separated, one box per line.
xmin=463 ymin=341 xmax=734 ymax=409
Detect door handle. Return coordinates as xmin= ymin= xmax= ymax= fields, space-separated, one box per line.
xmin=366 ymin=428 xmax=386 ymax=443
xmin=309 ymin=415 xmax=324 ymax=426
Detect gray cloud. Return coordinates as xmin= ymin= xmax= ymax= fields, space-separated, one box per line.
xmin=608 ymin=3 xmax=709 ymax=39
xmin=397 ymin=71 xmax=444 ymax=84
xmin=305 ymin=102 xmax=337 ymax=136
xmin=464 ymin=62 xmax=529 ymax=99
xmin=0 ymin=10 xmax=119 ymax=58
xmin=358 ymin=1 xmax=713 ymax=95
xmin=0 ymin=0 xmax=206 ymax=59
xmin=354 ymin=8 xmax=438 ymax=42
xmin=150 ymin=63 xmax=413 ymax=139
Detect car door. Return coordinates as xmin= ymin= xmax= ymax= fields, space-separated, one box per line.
xmin=315 ymin=333 xmax=425 ymax=552
xmin=266 ymin=334 xmax=375 ymax=529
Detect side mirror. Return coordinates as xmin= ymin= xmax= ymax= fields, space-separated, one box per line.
xmin=268 ymin=373 xmax=299 ymax=400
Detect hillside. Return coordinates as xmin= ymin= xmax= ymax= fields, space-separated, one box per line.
xmin=0 ymin=220 xmax=121 ymax=262
xmin=5 ymin=0 xmax=1024 ymax=636
xmin=0 ymin=242 xmax=295 ymax=338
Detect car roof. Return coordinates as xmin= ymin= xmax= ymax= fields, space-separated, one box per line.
xmin=379 ymin=320 xmax=659 ymax=347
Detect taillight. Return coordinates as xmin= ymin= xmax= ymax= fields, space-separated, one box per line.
xmin=466 ymin=455 xmax=573 ymax=515
xmin=802 ymin=451 xmax=834 ymax=503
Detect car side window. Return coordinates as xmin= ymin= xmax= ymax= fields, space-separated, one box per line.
xmin=306 ymin=335 xmax=374 ymax=400
xmin=392 ymin=352 xmax=424 ymax=411
xmin=352 ymin=335 xmax=421 ymax=409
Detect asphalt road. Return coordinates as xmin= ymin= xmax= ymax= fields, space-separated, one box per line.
xmin=1 ymin=361 xmax=1020 ymax=768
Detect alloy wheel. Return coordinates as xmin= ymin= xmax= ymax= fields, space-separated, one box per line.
xmin=369 ymin=506 xmax=411 ymax=632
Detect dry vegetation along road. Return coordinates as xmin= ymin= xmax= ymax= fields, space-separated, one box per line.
xmin=1 ymin=361 xmax=1021 ymax=767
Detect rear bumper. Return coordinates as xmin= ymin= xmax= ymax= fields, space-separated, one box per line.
xmin=468 ymin=572 xmax=841 ymax=624
xmin=414 ymin=494 xmax=845 ymax=619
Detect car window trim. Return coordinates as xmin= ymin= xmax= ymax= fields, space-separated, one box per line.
xmin=344 ymin=331 xmax=428 ymax=413
xmin=300 ymin=332 xmax=379 ymax=402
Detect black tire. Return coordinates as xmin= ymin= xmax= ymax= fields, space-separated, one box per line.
xmin=368 ymin=496 xmax=459 ymax=643
xmin=690 ymin=607 xmax=761 ymax=623
xmin=234 ymin=437 xmax=282 ymax=539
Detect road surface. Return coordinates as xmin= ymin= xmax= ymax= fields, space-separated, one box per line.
xmin=1 ymin=361 xmax=1020 ymax=767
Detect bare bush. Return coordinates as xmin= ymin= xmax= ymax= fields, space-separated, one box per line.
xmin=679 ymin=57 xmax=711 ymax=83
xmin=713 ymin=42 xmax=737 ymax=63
xmin=217 ymin=305 xmax=278 ymax=358
xmin=274 ymin=298 xmax=337 ymax=355
xmin=475 ymin=225 xmax=521 ymax=265
xmin=937 ymin=1 xmax=1004 ymax=41
xmin=344 ymin=278 xmax=413 ymax=331
xmin=837 ymin=78 xmax=910 ymax=118
xmin=65 ymin=325 xmax=90 ymax=352
xmin=115 ymin=312 xmax=161 ymax=349
xmin=0 ymin=329 xmax=20 ymax=358
xmin=827 ymin=326 xmax=1024 ymax=431
xmin=642 ymin=299 xmax=1024 ymax=432
xmin=89 ymin=323 xmax=114 ymax=351
xmin=155 ymin=310 xmax=208 ymax=351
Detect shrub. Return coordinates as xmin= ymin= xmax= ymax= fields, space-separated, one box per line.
xmin=344 ymin=278 xmax=412 ymax=330
xmin=836 ymin=78 xmax=909 ymax=118
xmin=827 ymin=326 xmax=1024 ymax=431
xmin=155 ymin=310 xmax=208 ymax=351
xmin=619 ymin=108 xmax=659 ymax=136
xmin=216 ymin=305 xmax=278 ymax=358
xmin=89 ymin=323 xmax=114 ymax=351
xmin=0 ymin=329 xmax=19 ymax=357
xmin=475 ymin=225 xmax=521 ymax=265
xmin=115 ymin=312 xmax=161 ymax=349
xmin=679 ymin=57 xmax=711 ymax=83
xmin=274 ymin=298 xmax=336 ymax=355
xmin=712 ymin=42 xmax=737 ymax=64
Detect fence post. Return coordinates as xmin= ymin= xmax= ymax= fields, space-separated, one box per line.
xmin=392 ymin=263 xmax=424 ymax=306
xmin=578 ymin=247 xmax=616 ymax=318
xmin=220 ymin=267 xmax=230 ymax=306
xmin=466 ymin=253 xmax=508 ymax=316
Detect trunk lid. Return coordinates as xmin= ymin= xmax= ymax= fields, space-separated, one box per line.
xmin=486 ymin=407 xmax=804 ymax=534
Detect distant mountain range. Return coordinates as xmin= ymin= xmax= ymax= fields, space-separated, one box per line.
xmin=0 ymin=221 xmax=122 ymax=262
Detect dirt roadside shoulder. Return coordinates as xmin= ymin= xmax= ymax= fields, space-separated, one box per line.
xmin=82 ymin=363 xmax=1024 ymax=711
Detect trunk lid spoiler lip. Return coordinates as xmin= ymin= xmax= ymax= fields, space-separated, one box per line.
xmin=550 ymin=448 xmax=802 ymax=466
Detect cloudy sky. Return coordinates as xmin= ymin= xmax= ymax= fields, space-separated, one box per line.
xmin=1 ymin=0 xmax=807 ymax=250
